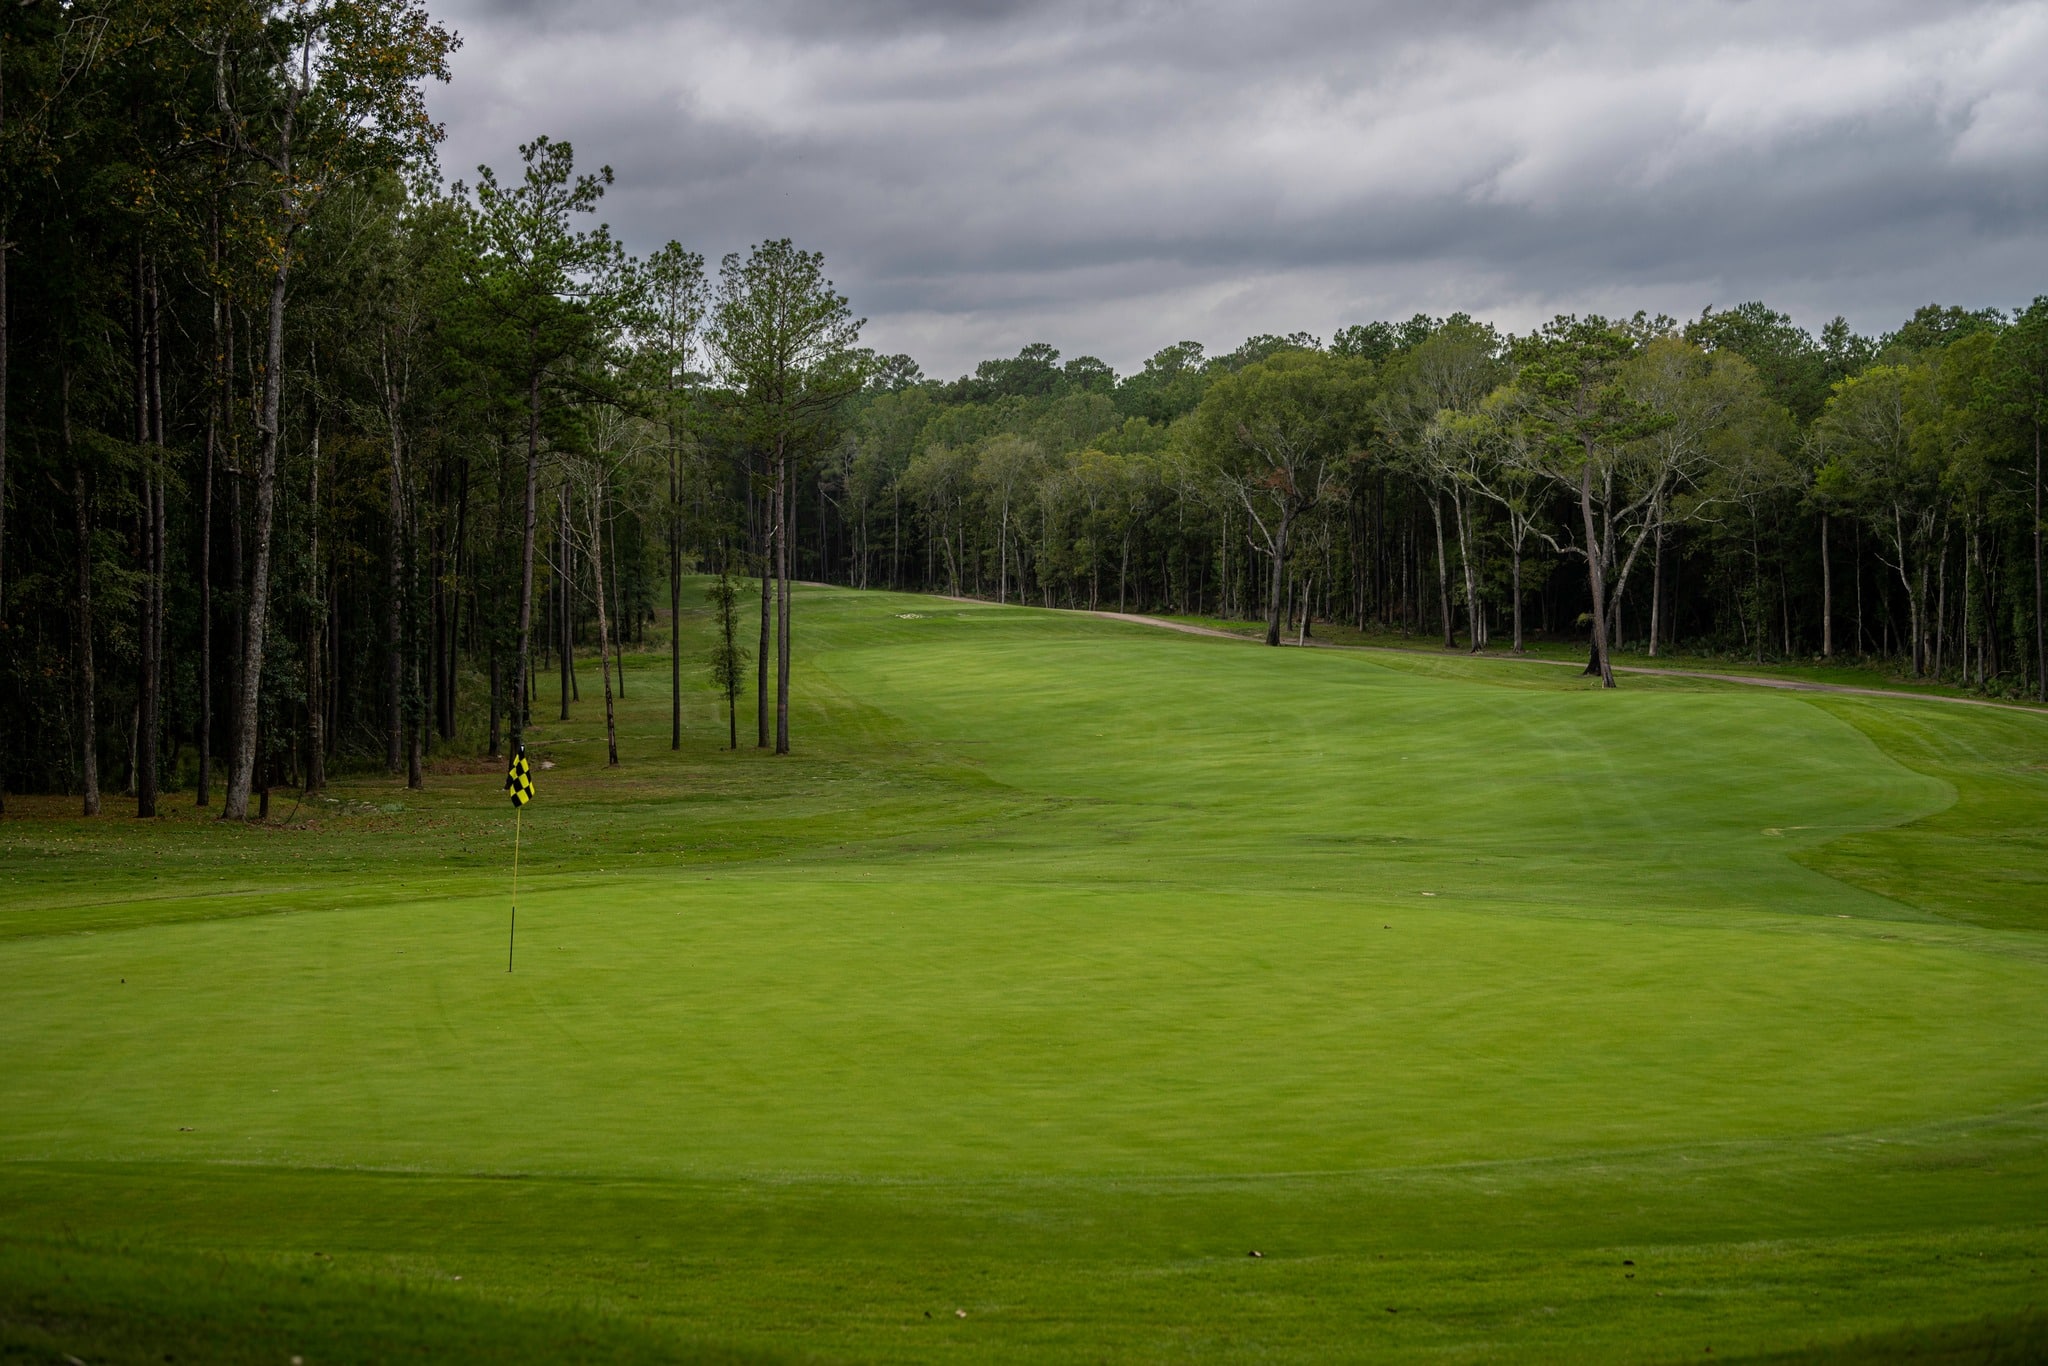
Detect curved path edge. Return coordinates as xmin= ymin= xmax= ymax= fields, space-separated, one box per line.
xmin=1065 ymin=607 xmax=2048 ymax=718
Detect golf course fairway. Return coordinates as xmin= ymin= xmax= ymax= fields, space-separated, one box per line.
xmin=4 ymin=586 xmax=2046 ymax=1362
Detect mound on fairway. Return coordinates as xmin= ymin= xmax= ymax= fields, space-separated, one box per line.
xmin=4 ymin=585 xmax=2047 ymax=1363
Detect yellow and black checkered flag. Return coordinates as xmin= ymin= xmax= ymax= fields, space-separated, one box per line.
xmin=505 ymin=748 xmax=534 ymax=807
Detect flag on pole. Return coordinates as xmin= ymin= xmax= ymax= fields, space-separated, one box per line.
xmin=506 ymin=748 xmax=535 ymax=806
xmin=506 ymin=747 xmax=533 ymax=972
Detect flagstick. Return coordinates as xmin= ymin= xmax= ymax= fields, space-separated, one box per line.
xmin=508 ymin=804 xmax=521 ymax=973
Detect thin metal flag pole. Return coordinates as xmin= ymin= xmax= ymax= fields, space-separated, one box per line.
xmin=509 ymin=803 xmax=521 ymax=973
xmin=505 ymin=744 xmax=534 ymax=972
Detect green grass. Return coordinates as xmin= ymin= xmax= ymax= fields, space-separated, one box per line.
xmin=1155 ymin=608 xmax=2048 ymax=709
xmin=4 ymin=585 xmax=2047 ymax=1362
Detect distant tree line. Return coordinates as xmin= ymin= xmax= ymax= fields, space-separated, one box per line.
xmin=843 ymin=306 xmax=2046 ymax=698
xmin=3 ymin=1 xmax=2044 ymax=815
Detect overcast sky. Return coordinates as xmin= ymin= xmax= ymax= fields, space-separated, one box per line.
xmin=428 ymin=0 xmax=2048 ymax=378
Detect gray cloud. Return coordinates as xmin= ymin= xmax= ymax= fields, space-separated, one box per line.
xmin=428 ymin=0 xmax=2048 ymax=375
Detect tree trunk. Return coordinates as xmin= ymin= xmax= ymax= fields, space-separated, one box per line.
xmin=608 ymin=479 xmax=626 ymax=698
xmin=1578 ymin=456 xmax=1615 ymax=687
xmin=775 ymin=450 xmax=791 ymax=755
xmin=223 ymin=260 xmax=289 ymax=820
xmin=1262 ymin=509 xmax=1292 ymax=646
xmin=306 ymin=416 xmax=326 ymax=791
xmin=67 ymin=366 xmax=100 ymax=816
xmin=1429 ymin=493 xmax=1454 ymax=649
xmin=669 ymin=442 xmax=682 ymax=749
xmin=1647 ymin=518 xmax=1664 ymax=659
xmin=1452 ymin=491 xmax=1481 ymax=653
xmin=559 ymin=490 xmax=572 ymax=719
xmin=1509 ymin=527 xmax=1525 ymax=654
xmin=197 ymin=211 xmax=219 ymax=808
xmin=587 ymin=486 xmax=619 ymax=766
xmin=510 ymin=357 xmax=542 ymax=754
xmin=385 ymin=371 xmax=405 ymax=774
xmin=757 ymin=470 xmax=771 ymax=749
xmin=1820 ymin=511 xmax=1833 ymax=659
xmin=2034 ymin=424 xmax=2044 ymax=702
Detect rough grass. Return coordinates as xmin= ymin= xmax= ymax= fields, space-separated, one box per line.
xmin=3 ymin=585 xmax=2046 ymax=1362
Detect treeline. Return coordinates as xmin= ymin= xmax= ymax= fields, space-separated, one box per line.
xmin=841 ymin=306 xmax=2046 ymax=696
xmin=0 ymin=0 xmax=860 ymax=813
xmin=4 ymin=3 xmax=2045 ymax=816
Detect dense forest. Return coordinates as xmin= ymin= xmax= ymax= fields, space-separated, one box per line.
xmin=3 ymin=1 xmax=2045 ymax=814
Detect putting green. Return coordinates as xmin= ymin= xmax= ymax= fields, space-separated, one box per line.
xmin=3 ymin=588 xmax=2046 ymax=1362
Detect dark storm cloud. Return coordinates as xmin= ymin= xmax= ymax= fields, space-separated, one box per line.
xmin=427 ymin=0 xmax=2048 ymax=375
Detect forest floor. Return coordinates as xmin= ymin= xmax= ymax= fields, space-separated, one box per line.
xmin=4 ymin=584 xmax=2047 ymax=1363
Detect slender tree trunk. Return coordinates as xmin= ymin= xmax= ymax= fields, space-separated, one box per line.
xmin=509 ymin=357 xmax=542 ymax=753
xmin=1579 ymin=456 xmax=1615 ymax=687
xmin=669 ymin=442 xmax=682 ymax=749
xmin=136 ymin=278 xmax=160 ymax=818
xmin=1647 ymin=517 xmax=1664 ymax=659
xmin=385 ymin=368 xmax=405 ymax=773
xmin=558 ymin=490 xmax=572 ymax=718
xmin=1452 ymin=492 xmax=1481 ymax=653
xmin=1429 ymin=493 xmax=1454 ymax=649
xmin=306 ymin=417 xmax=325 ymax=790
xmin=66 ymin=367 xmax=99 ymax=815
xmin=776 ymin=450 xmax=791 ymax=755
xmin=587 ymin=484 xmax=619 ymax=765
xmin=444 ymin=459 xmax=467 ymax=741
xmin=223 ymin=262 xmax=290 ymax=820
xmin=609 ymin=480 xmax=626 ymax=698
xmin=1510 ymin=526 xmax=1525 ymax=653
xmin=2034 ymin=425 xmax=2043 ymax=702
xmin=1820 ymin=512 xmax=1833 ymax=659
xmin=1263 ymin=509 xmax=1291 ymax=646
xmin=757 ymin=468 xmax=771 ymax=749
xmin=197 ymin=214 xmax=219 ymax=807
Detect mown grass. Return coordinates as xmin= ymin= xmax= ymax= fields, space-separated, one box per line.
xmin=3 ymin=585 xmax=2046 ymax=1362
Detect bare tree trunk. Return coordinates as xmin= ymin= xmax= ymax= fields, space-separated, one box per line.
xmin=223 ymin=259 xmax=289 ymax=821
xmin=385 ymin=362 xmax=405 ymax=774
xmin=127 ymin=248 xmax=161 ymax=816
xmin=776 ymin=450 xmax=791 ymax=755
xmin=1647 ymin=518 xmax=1664 ymax=659
xmin=757 ymin=469 xmax=771 ymax=749
xmin=66 ymin=366 xmax=100 ymax=815
xmin=1579 ymin=457 xmax=1615 ymax=687
xmin=1452 ymin=492 xmax=1481 ymax=653
xmin=509 ymin=358 xmax=541 ymax=754
xmin=1820 ymin=511 xmax=1834 ymax=659
xmin=2034 ymin=426 xmax=2044 ymax=702
xmin=1429 ymin=493 xmax=1454 ymax=649
xmin=558 ymin=490 xmax=572 ymax=719
xmin=306 ymin=416 xmax=325 ymax=790
xmin=1262 ymin=510 xmax=1291 ymax=646
xmin=1509 ymin=526 xmax=1525 ymax=653
xmin=587 ymin=483 xmax=619 ymax=765
xmin=197 ymin=211 xmax=220 ymax=807
xmin=608 ymin=479 xmax=626 ymax=698
xmin=669 ymin=442 xmax=682 ymax=749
